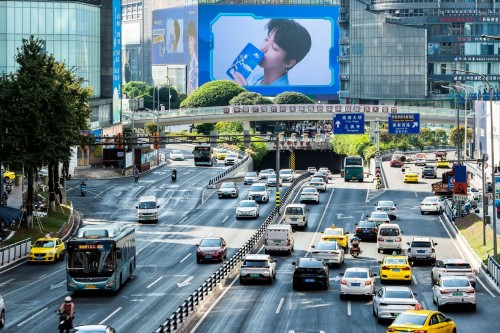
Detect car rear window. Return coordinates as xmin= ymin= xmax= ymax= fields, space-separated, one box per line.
xmin=302 ymin=188 xmax=316 ymax=193
xmin=380 ymin=228 xmax=400 ymax=236
xmin=411 ymin=241 xmax=432 ymax=248
xmin=358 ymin=221 xmax=376 ymax=228
xmin=393 ymin=313 xmax=426 ymax=326
xmin=243 ymin=260 xmax=268 ymax=267
xmin=251 ymin=185 xmax=266 ymax=191
xmin=385 ymin=290 xmax=413 ymax=299
xmin=286 ymin=207 xmax=303 ymax=215
xmin=240 ymin=201 xmax=255 ymax=207
xmin=442 ymin=278 xmax=470 ymax=287
xmin=371 ymin=213 xmax=388 ymax=218
xmin=345 ymin=271 xmax=368 ymax=278
xmin=298 ymin=259 xmax=323 ymax=267
xmin=385 ymin=258 xmax=406 ymax=264
xmin=444 ymin=263 xmax=471 ymax=269
xmin=315 ymin=242 xmax=338 ymax=250
xmin=200 ymin=239 xmax=221 ymax=247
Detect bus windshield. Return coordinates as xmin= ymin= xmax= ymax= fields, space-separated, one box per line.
xmin=193 ymin=146 xmax=213 ymax=166
xmin=345 ymin=156 xmax=363 ymax=166
xmin=67 ymin=242 xmax=115 ymax=278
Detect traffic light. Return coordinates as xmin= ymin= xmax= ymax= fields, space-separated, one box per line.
xmin=117 ymin=133 xmax=124 ymax=150
xmin=153 ymin=132 xmax=160 ymax=149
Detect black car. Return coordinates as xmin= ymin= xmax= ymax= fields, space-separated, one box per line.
xmin=422 ymin=166 xmax=437 ymax=179
xmin=354 ymin=220 xmax=378 ymax=241
xmin=292 ymin=258 xmax=329 ymax=291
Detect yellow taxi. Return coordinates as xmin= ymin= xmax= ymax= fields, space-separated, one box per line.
xmin=3 ymin=170 xmax=15 ymax=181
xmin=436 ymin=159 xmax=450 ymax=168
xmin=216 ymin=149 xmax=229 ymax=160
xmin=321 ymin=225 xmax=349 ymax=250
xmin=28 ymin=237 xmax=65 ymax=262
xmin=387 ymin=309 xmax=456 ymax=333
xmin=379 ymin=254 xmax=412 ymax=284
xmin=404 ymin=171 xmax=419 ymax=183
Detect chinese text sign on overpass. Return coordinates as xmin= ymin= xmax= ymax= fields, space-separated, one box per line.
xmin=333 ymin=114 xmax=365 ymax=134
xmin=388 ymin=113 xmax=420 ymax=134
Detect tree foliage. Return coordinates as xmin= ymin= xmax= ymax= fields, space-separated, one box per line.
xmin=229 ymin=92 xmax=273 ymax=105
xmin=180 ymin=80 xmax=246 ymax=108
xmin=215 ymin=122 xmax=244 ymax=134
xmin=195 ymin=123 xmax=215 ymax=135
xmin=274 ymin=91 xmax=314 ymax=104
xmin=0 ymin=35 xmax=92 ymax=222
xmin=122 ymin=81 xmax=151 ymax=100
xmin=449 ymin=125 xmax=473 ymax=147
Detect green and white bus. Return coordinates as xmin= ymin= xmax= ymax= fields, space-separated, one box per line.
xmin=193 ymin=144 xmax=214 ymax=166
xmin=343 ymin=156 xmax=364 ymax=182
xmin=66 ymin=224 xmax=136 ymax=292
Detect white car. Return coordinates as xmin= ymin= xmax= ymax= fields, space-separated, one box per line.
xmin=367 ymin=211 xmax=391 ymax=226
xmin=243 ymin=172 xmax=258 ymax=185
xmin=0 ymin=293 xmax=4 ymax=328
xmin=467 ymin=187 xmax=482 ymax=202
xmin=308 ymin=177 xmax=327 ymax=192
xmin=311 ymin=241 xmax=344 ymax=267
xmin=266 ymin=174 xmax=282 ymax=187
xmin=339 ymin=267 xmax=376 ymax=300
xmin=318 ymin=167 xmax=332 ymax=179
xmin=414 ymin=158 xmax=427 ymax=166
xmin=235 ymin=200 xmax=260 ymax=219
xmin=248 ymin=183 xmax=269 ymax=203
xmin=169 ymin=149 xmax=184 ymax=161
xmin=374 ymin=201 xmax=398 ymax=220
xmin=431 ymin=258 xmax=476 ymax=287
xmin=432 ymin=276 xmax=476 ymax=311
xmin=307 ymin=167 xmax=317 ymax=174
xmin=279 ymin=169 xmax=295 ymax=182
xmin=420 ymin=196 xmax=445 ymax=215
xmin=224 ymin=153 xmax=239 ymax=166
xmin=258 ymin=169 xmax=275 ymax=180
xmin=372 ymin=286 xmax=419 ymax=323
xmin=300 ymin=187 xmax=320 ymax=204
xmin=239 ymin=254 xmax=277 ymax=284
xmin=406 ymin=237 xmax=437 ymax=264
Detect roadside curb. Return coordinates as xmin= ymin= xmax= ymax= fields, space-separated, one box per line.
xmin=441 ymin=212 xmax=500 ymax=294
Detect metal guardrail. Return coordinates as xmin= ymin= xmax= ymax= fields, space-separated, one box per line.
xmin=154 ymin=173 xmax=310 ymax=333
xmin=487 ymin=254 xmax=500 ymax=286
xmin=0 ymin=238 xmax=31 ymax=266
xmin=208 ymin=151 xmax=249 ymax=186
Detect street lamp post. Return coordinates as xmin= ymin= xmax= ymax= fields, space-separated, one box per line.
xmin=457 ymin=83 xmax=479 ymax=157
xmin=454 ymin=84 xmax=469 ymax=158
xmin=453 ymin=67 xmax=497 ymax=259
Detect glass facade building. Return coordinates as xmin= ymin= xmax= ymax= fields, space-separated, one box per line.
xmin=0 ymin=1 xmax=101 ymax=96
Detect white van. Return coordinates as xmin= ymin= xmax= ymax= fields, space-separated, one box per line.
xmin=264 ymin=224 xmax=294 ymax=255
xmin=283 ymin=203 xmax=309 ymax=230
xmin=136 ymin=195 xmax=159 ymax=223
xmin=377 ymin=223 xmax=403 ymax=254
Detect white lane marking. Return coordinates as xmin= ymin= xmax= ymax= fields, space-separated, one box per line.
xmin=0 ymin=278 xmax=15 ymax=287
xmin=438 ymin=216 xmax=496 ymax=297
xmin=275 ymin=297 xmax=285 ymax=314
xmin=415 ymin=192 xmax=418 ymax=197
xmin=147 ymin=276 xmax=163 ymax=289
xmin=221 ymin=216 xmax=229 ymax=224
xmin=258 ymin=244 xmax=265 ymax=253
xmin=347 ymin=300 xmax=351 ymax=316
xmin=3 ymin=267 xmax=65 ymax=297
xmin=99 ymin=307 xmax=122 ymax=325
xmin=180 ymin=253 xmax=192 ymax=263
xmin=412 ymin=274 xmax=418 ymax=285
xmin=50 ymin=280 xmax=67 ymax=290
xmin=177 ymin=276 xmax=194 ymax=288
xmin=179 ymin=217 xmax=188 ymax=223
xmin=16 ymin=307 xmax=48 ymax=327
xmin=306 ymin=188 xmax=336 ymax=256
xmin=38 ymin=274 xmax=47 ymax=279
xmin=189 ymin=276 xmax=239 ymax=333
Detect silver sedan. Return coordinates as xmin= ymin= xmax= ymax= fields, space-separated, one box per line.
xmin=372 ymin=286 xmax=419 ymax=323
xmin=311 ymin=241 xmax=344 ymax=267
xmin=432 ymin=276 xmax=476 ymax=311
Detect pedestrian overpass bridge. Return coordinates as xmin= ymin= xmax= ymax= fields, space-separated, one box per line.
xmin=123 ymin=104 xmax=465 ymax=128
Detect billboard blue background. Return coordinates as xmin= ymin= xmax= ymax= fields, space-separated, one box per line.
xmin=112 ymin=0 xmax=122 ymax=124
xmin=198 ymin=5 xmax=340 ymax=96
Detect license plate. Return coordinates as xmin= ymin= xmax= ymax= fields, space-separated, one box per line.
xmin=274 ymin=241 xmax=282 ymax=244
xmin=453 ymin=292 xmax=463 ymax=296
xmin=386 ymin=240 xmax=394 ymax=242
xmin=205 ymin=255 xmax=212 ymax=259
xmin=392 ymin=268 xmax=400 ymax=272
xmin=351 ymin=283 xmax=361 ymax=287
xmin=417 ymin=250 xmax=425 ymax=253
xmin=250 ymin=274 xmax=260 ymax=278
xmin=291 ymin=218 xmax=298 ymax=221
xmin=363 ymin=230 xmax=370 ymax=233
xmin=36 ymin=257 xmax=44 ymax=260
xmin=85 ymin=285 xmax=96 ymax=289
xmin=304 ymin=279 xmax=315 ymax=283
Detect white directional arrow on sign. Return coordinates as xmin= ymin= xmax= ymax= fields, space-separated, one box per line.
xmin=50 ymin=280 xmax=66 ymax=290
xmin=335 ymin=120 xmax=341 ymax=128
xmin=412 ymin=122 xmax=418 ymax=128
xmin=177 ymin=276 xmax=194 ymax=288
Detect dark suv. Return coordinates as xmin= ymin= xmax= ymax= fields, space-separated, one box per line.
xmin=422 ymin=166 xmax=437 ymax=179
xmin=292 ymin=258 xmax=329 ymax=290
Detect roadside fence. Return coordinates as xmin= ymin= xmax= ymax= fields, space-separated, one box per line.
xmin=154 ymin=172 xmax=310 ymax=333
xmin=208 ymin=149 xmax=249 ymax=186
xmin=0 ymin=238 xmax=31 ymax=267
xmin=487 ymin=255 xmax=500 ymax=286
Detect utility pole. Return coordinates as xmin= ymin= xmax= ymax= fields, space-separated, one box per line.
xmin=275 ymin=135 xmax=281 ymax=214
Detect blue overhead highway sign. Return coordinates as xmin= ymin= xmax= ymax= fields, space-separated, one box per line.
xmin=388 ymin=113 xmax=420 ymax=134
xmin=333 ymin=114 xmax=365 ymax=135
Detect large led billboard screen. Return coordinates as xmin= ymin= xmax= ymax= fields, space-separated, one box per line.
xmin=198 ymin=5 xmax=339 ymax=96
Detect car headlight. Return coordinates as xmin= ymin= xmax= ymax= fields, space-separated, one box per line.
xmin=50 ymin=249 xmax=56 ymax=254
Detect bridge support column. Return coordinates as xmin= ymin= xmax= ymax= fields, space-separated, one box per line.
xmin=243 ymin=121 xmax=251 ymax=131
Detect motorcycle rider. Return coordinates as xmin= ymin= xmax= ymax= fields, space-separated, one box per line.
xmin=172 ymin=168 xmax=177 ymax=181
xmin=56 ymin=296 xmax=74 ymax=333
xmin=80 ymin=180 xmax=86 ymax=195
xmin=350 ymin=235 xmax=361 ymax=255
xmin=1 ymin=190 xmax=8 ymax=206
xmin=134 ymin=167 xmax=140 ymax=183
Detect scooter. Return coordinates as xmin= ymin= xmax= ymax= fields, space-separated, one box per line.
xmin=56 ymin=310 xmax=73 ymax=333
xmin=5 ymin=183 xmax=12 ymax=194
xmin=80 ymin=183 xmax=87 ymax=197
xmin=171 ymin=173 xmax=177 ymax=182
xmin=350 ymin=244 xmax=362 ymax=258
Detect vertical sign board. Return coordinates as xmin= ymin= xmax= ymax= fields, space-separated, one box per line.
xmin=332 ymin=114 xmax=365 ymax=135
xmin=112 ymin=0 xmax=122 ymax=124
xmin=453 ymin=165 xmax=468 ymax=201
xmin=388 ymin=114 xmax=420 ymax=134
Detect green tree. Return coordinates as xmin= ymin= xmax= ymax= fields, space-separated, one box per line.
xmin=274 ymin=91 xmax=314 ymax=104
xmin=195 ymin=123 xmax=215 ymax=135
xmin=434 ymin=128 xmax=448 ymax=145
xmin=229 ymin=92 xmax=273 ymax=105
xmin=144 ymin=122 xmax=158 ymax=135
xmin=215 ymin=122 xmax=244 ymax=133
xmin=449 ymin=125 xmax=466 ymax=148
xmin=144 ymin=84 xmax=180 ymax=110
xmin=0 ymin=36 xmax=92 ymax=223
xmin=180 ymin=80 xmax=245 ymax=108
xmin=122 ymin=81 xmax=151 ymax=100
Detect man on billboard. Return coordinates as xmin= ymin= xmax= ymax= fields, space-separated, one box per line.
xmin=229 ymin=19 xmax=311 ymax=87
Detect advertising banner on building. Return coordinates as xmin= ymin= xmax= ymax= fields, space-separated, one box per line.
xmin=198 ymin=5 xmax=340 ymax=96
xmin=112 ymin=0 xmax=122 ymax=124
